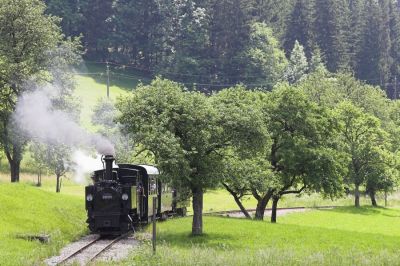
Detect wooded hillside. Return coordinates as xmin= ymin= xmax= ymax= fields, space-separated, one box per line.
xmin=45 ymin=0 xmax=400 ymax=96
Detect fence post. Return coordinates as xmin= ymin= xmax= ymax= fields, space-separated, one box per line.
xmin=152 ymin=197 xmax=156 ymax=254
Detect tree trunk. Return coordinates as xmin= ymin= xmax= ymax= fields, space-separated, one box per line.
xmin=370 ymin=190 xmax=377 ymax=207
xmin=254 ymin=189 xmax=273 ymax=220
xmin=385 ymin=190 xmax=387 ymax=207
xmin=192 ymin=187 xmax=203 ymax=235
xmin=271 ymin=196 xmax=279 ymax=223
xmin=222 ymin=182 xmax=251 ymax=219
xmin=9 ymin=159 xmax=20 ymax=183
xmin=37 ymin=169 xmax=42 ymax=187
xmin=56 ymin=175 xmax=61 ymax=193
xmin=355 ymin=184 xmax=360 ymax=207
xmin=233 ymin=196 xmax=251 ymax=219
xmin=4 ymin=142 xmax=23 ymax=183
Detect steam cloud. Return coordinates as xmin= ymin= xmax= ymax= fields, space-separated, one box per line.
xmin=14 ymin=86 xmax=115 ymax=155
xmin=71 ymin=150 xmax=102 ymax=183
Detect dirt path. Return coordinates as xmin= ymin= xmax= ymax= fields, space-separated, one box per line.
xmin=215 ymin=206 xmax=335 ymax=218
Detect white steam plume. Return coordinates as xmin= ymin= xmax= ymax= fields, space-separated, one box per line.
xmin=14 ymin=86 xmax=115 ymax=155
xmin=72 ymin=150 xmax=102 ymax=183
xmin=72 ymin=150 xmax=118 ymax=183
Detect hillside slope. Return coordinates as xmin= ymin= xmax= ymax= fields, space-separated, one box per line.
xmin=0 ymin=183 xmax=86 ymax=265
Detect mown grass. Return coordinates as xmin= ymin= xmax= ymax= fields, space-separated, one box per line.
xmin=201 ymin=189 xmax=397 ymax=214
xmin=74 ymin=62 xmax=150 ymax=130
xmin=0 ymin=182 xmax=86 ymax=266
xmin=119 ymin=207 xmax=400 ymax=266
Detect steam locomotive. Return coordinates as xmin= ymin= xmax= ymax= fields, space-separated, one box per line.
xmin=85 ymin=155 xmax=188 ymax=235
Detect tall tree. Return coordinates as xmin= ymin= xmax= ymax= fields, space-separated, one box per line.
xmin=263 ymin=85 xmax=343 ymax=222
xmin=356 ymin=0 xmax=382 ymax=84
xmin=314 ymin=0 xmax=351 ymax=71
xmin=348 ymin=0 xmax=364 ymax=71
xmin=389 ymin=0 xmax=400 ymax=98
xmin=157 ymin=0 xmax=211 ymax=87
xmin=335 ymin=101 xmax=387 ymax=207
xmin=207 ymin=0 xmax=253 ymax=87
xmin=111 ymin=0 xmax=162 ymax=68
xmin=244 ymin=22 xmax=288 ymax=89
xmin=80 ymin=0 xmax=113 ymax=59
xmin=252 ymin=0 xmax=295 ymax=38
xmin=45 ymin=0 xmax=83 ymax=37
xmin=118 ymin=79 xmax=265 ymax=235
xmin=0 ymin=0 xmax=64 ymax=182
xmin=284 ymin=0 xmax=315 ymax=58
xmin=378 ymin=0 xmax=393 ymax=90
xmin=284 ymin=40 xmax=309 ymax=83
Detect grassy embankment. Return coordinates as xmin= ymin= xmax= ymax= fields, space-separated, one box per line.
xmin=0 ymin=181 xmax=86 ymax=266
xmin=119 ymin=207 xmax=400 ymax=266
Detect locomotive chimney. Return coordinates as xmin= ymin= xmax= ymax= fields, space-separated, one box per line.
xmin=103 ymin=155 xmax=115 ymax=180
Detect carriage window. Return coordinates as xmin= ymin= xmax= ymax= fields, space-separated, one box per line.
xmin=149 ymin=176 xmax=158 ymax=195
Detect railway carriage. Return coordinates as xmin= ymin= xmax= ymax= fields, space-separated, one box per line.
xmin=85 ymin=155 xmax=188 ymax=235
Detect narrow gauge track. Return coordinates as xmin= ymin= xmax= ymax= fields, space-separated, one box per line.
xmin=56 ymin=232 xmax=131 ymax=265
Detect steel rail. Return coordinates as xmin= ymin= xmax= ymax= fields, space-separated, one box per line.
xmin=88 ymin=232 xmax=131 ymax=263
xmin=56 ymin=235 xmax=101 ymax=265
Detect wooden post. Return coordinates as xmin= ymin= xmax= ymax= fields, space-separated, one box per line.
xmin=152 ymin=197 xmax=156 ymax=254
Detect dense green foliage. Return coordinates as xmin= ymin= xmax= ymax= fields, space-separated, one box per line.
xmin=116 ymin=72 xmax=400 ymax=230
xmin=0 ymin=0 xmax=80 ymax=182
xmin=45 ymin=0 xmax=400 ymax=96
xmin=117 ymin=78 xmax=265 ymax=234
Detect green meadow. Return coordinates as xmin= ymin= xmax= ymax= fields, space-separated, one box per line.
xmin=0 ymin=182 xmax=86 ymax=266
xmin=0 ymin=68 xmax=399 ymax=266
xmin=120 ymin=207 xmax=400 ymax=266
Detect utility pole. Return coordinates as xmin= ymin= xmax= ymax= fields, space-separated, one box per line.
xmin=106 ymin=61 xmax=110 ymax=98
xmin=394 ymin=75 xmax=397 ymax=100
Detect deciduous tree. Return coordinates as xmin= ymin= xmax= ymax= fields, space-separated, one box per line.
xmin=117 ymin=79 xmax=265 ymax=234
xmin=0 ymin=0 xmax=64 ymax=182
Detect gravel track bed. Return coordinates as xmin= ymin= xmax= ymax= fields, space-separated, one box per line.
xmin=45 ymin=233 xmax=139 ymax=266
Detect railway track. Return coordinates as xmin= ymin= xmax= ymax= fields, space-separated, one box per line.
xmin=56 ymin=232 xmax=131 ymax=266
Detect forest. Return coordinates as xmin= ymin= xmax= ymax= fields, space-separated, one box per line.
xmin=45 ymin=0 xmax=400 ymax=96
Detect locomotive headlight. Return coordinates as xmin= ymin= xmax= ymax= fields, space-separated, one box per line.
xmin=86 ymin=194 xmax=93 ymax=201
xmin=122 ymin=193 xmax=129 ymax=201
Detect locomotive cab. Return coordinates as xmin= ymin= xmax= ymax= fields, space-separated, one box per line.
xmin=85 ymin=155 xmax=187 ymax=235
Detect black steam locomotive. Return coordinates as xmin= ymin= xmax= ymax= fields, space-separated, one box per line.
xmin=85 ymin=155 xmax=188 ymax=235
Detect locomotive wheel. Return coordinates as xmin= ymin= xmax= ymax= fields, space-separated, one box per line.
xmin=181 ymin=207 xmax=187 ymax=216
xmin=120 ymin=222 xmax=130 ymax=232
xmin=177 ymin=207 xmax=187 ymax=217
xmin=159 ymin=212 xmax=168 ymax=221
xmin=88 ymin=222 xmax=95 ymax=233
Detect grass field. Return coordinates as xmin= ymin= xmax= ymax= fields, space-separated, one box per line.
xmin=1 ymin=61 xmax=399 ymax=265
xmin=0 ymin=182 xmax=86 ymax=266
xmin=74 ymin=62 xmax=150 ymax=130
xmin=119 ymin=207 xmax=400 ymax=266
